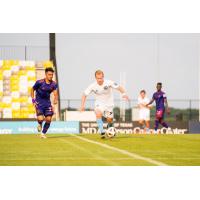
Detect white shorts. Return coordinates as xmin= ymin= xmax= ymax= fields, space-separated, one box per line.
xmin=94 ymin=103 xmax=114 ymax=118
xmin=139 ymin=109 xmax=150 ymax=121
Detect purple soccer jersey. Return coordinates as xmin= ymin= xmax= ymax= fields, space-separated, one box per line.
xmin=152 ymin=91 xmax=167 ymax=111
xmin=33 ymin=79 xmax=58 ymax=105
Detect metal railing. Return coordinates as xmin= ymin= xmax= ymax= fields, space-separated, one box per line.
xmin=60 ymin=99 xmax=199 ymax=122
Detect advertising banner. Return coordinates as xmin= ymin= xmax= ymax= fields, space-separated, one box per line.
xmin=0 ymin=121 xmax=80 ymax=134
xmin=80 ymin=121 xmax=188 ymax=134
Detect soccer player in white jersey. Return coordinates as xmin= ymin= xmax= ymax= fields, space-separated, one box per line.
xmin=80 ymin=70 xmax=130 ymax=138
xmin=138 ymin=90 xmax=151 ymax=133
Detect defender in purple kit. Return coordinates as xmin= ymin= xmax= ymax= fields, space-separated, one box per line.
xmin=31 ymin=67 xmax=58 ymax=138
xmin=146 ymin=82 xmax=170 ymax=133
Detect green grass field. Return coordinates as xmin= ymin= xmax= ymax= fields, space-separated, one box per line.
xmin=0 ymin=133 xmax=200 ymax=166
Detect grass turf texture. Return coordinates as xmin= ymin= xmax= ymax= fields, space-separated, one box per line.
xmin=0 ymin=134 xmax=200 ymax=166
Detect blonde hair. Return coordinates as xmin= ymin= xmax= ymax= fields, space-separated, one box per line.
xmin=95 ymin=70 xmax=104 ymax=77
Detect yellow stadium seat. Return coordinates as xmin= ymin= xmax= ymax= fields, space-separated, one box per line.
xmin=10 ymin=79 xmax=19 ymax=85
xmin=2 ymin=65 xmax=11 ymax=70
xmin=13 ymin=60 xmax=19 ymax=65
xmin=26 ymin=65 xmax=36 ymax=70
xmin=0 ymin=70 xmax=3 ymax=79
xmin=12 ymin=98 xmax=20 ymax=103
xmin=12 ymin=110 xmax=21 ymax=118
xmin=20 ymin=108 xmax=29 ymax=118
xmin=28 ymin=76 xmax=36 ymax=81
xmin=20 ymin=96 xmax=28 ymax=103
xmin=43 ymin=60 xmax=54 ymax=68
xmin=3 ymin=60 xmax=12 ymax=66
xmin=11 ymin=85 xmax=19 ymax=91
xmin=10 ymin=75 xmax=19 ymax=81
xmin=1 ymin=103 xmax=12 ymax=108
xmin=18 ymin=70 xmax=27 ymax=76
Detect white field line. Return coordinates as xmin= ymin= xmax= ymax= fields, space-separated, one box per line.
xmin=72 ymin=135 xmax=168 ymax=166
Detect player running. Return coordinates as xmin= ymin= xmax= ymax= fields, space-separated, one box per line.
xmin=31 ymin=67 xmax=58 ymax=138
xmin=80 ymin=70 xmax=130 ymax=138
xmin=138 ymin=90 xmax=151 ymax=133
xmin=146 ymin=82 xmax=170 ymax=134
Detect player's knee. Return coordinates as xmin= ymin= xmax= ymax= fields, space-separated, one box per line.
xmin=95 ymin=110 xmax=102 ymax=118
xmin=45 ymin=118 xmax=52 ymax=124
xmin=107 ymin=118 xmax=113 ymax=123
xmin=37 ymin=116 xmax=44 ymax=121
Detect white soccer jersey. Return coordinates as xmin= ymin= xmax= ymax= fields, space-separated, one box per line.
xmin=84 ymin=80 xmax=119 ymax=107
xmin=138 ymin=96 xmax=150 ymax=120
xmin=138 ymin=96 xmax=150 ymax=110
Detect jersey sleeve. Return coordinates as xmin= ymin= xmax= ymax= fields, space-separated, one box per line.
xmin=108 ymin=80 xmax=120 ymax=89
xmin=152 ymin=93 xmax=156 ymax=100
xmin=32 ymin=80 xmax=41 ymax=90
xmin=163 ymin=93 xmax=167 ymax=99
xmin=84 ymin=84 xmax=94 ymax=96
xmin=53 ymin=82 xmax=58 ymax=91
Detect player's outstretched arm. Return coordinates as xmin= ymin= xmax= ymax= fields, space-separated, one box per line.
xmin=117 ymin=86 xmax=130 ymax=101
xmin=146 ymin=99 xmax=154 ymax=107
xmin=80 ymin=95 xmax=87 ymax=112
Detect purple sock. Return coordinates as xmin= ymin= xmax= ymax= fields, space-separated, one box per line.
xmin=161 ymin=121 xmax=168 ymax=128
xmin=42 ymin=122 xmax=51 ymax=134
xmin=154 ymin=120 xmax=159 ymax=131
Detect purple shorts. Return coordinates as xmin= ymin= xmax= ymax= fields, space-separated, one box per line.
xmin=35 ymin=104 xmax=54 ymax=117
xmin=155 ymin=109 xmax=165 ymax=120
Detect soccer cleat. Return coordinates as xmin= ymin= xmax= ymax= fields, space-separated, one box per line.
xmin=154 ymin=130 xmax=158 ymax=134
xmin=145 ymin=128 xmax=150 ymax=134
xmin=40 ymin=133 xmax=47 ymax=139
xmin=100 ymin=131 xmax=106 ymax=139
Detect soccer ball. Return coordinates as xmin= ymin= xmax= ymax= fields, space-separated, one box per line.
xmin=106 ymin=127 xmax=117 ymax=138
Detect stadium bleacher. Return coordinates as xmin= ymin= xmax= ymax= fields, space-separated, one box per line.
xmin=0 ymin=60 xmax=59 ymax=119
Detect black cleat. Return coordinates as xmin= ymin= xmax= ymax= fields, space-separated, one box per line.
xmin=100 ymin=131 xmax=106 ymax=139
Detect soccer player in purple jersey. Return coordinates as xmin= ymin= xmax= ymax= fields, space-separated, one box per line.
xmin=146 ymin=82 xmax=170 ymax=133
xmin=31 ymin=67 xmax=58 ymax=138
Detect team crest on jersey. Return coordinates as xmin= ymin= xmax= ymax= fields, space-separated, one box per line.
xmin=104 ymin=86 xmax=108 ymax=90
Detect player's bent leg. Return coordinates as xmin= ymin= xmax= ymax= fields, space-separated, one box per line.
xmin=104 ymin=107 xmax=114 ymax=130
xmin=154 ymin=110 xmax=164 ymax=134
xmin=139 ymin=119 xmax=145 ymax=129
xmin=41 ymin=116 xmax=52 ymax=138
xmin=159 ymin=118 xmax=168 ymax=128
xmin=37 ymin=115 xmax=44 ymax=133
xmin=145 ymin=120 xmax=150 ymax=134
xmin=106 ymin=117 xmax=113 ymax=128
xmin=154 ymin=118 xmax=159 ymax=134
xmin=95 ymin=109 xmax=105 ymax=138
